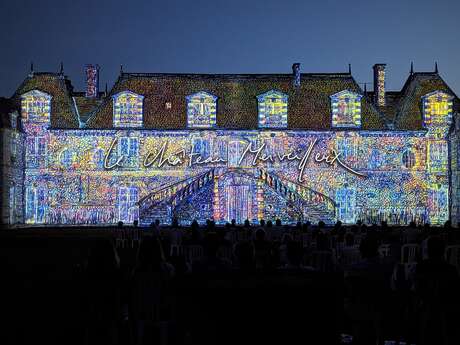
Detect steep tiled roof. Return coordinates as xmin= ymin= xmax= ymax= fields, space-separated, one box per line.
xmin=85 ymin=72 xmax=388 ymax=130
xmin=9 ymin=68 xmax=459 ymax=131
xmin=393 ymin=72 xmax=459 ymax=130
xmin=73 ymin=93 xmax=104 ymax=124
xmin=12 ymin=73 xmax=80 ymax=128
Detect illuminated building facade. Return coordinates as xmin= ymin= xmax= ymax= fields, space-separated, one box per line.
xmin=1 ymin=63 xmax=458 ymax=226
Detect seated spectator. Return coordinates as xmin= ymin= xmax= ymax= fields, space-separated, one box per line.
xmin=130 ymin=237 xmax=175 ymax=344
xmin=253 ymin=229 xmax=272 ymax=270
xmin=84 ymin=239 xmax=121 ymax=345
xmin=192 ymin=233 xmax=232 ymax=274
xmin=414 ymin=236 xmax=460 ymax=345
xmin=344 ymin=235 xmax=393 ymax=345
xmin=234 ymin=240 xmax=255 ymax=272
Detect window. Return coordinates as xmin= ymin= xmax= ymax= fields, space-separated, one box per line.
xmin=330 ymin=90 xmax=362 ymax=128
xmin=93 ymin=148 xmax=105 ymax=169
xmin=26 ymin=186 xmax=47 ymax=224
xmin=402 ymin=149 xmax=416 ymax=169
xmin=60 ymin=149 xmax=75 ymax=168
xmin=428 ymin=140 xmax=448 ymax=172
xmin=422 ymin=91 xmax=453 ymax=127
xmin=113 ymin=91 xmax=144 ymax=127
xmin=119 ymin=137 xmax=139 ymax=157
xmin=336 ymin=136 xmax=357 ymax=159
xmin=336 ymin=187 xmax=356 ymax=223
xmin=9 ymin=185 xmax=15 ymax=224
xmin=10 ymin=132 xmax=19 ymax=160
xmin=429 ymin=185 xmax=448 ymax=222
xmin=26 ymin=136 xmax=46 ymax=167
xmin=118 ymin=137 xmax=139 ymax=167
xmin=21 ymin=90 xmax=52 ymax=124
xmin=192 ymin=137 xmax=211 ymax=159
xmin=257 ymin=90 xmax=288 ymax=128
xmin=186 ymin=91 xmax=217 ymax=128
xmin=118 ymin=186 xmax=139 ymax=223
xmin=10 ymin=111 xmax=18 ymax=129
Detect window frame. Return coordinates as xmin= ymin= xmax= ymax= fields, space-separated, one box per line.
xmin=330 ymin=90 xmax=362 ymax=128
xmin=257 ymin=90 xmax=288 ymax=129
xmin=112 ymin=91 xmax=144 ymax=128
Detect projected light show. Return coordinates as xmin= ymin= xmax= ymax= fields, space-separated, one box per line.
xmin=6 ymin=62 xmax=455 ymax=226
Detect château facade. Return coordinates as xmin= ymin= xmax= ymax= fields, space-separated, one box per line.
xmin=0 ymin=63 xmax=459 ymax=226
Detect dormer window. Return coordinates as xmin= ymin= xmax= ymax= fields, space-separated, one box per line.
xmin=21 ymin=90 xmax=52 ymax=124
xmin=330 ymin=90 xmax=362 ymax=128
xmin=422 ymin=91 xmax=453 ymax=127
xmin=186 ymin=91 xmax=217 ymax=128
xmin=113 ymin=91 xmax=144 ymax=128
xmin=257 ymin=90 xmax=288 ymax=129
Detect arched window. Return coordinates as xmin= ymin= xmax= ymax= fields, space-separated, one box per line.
xmin=60 ymin=149 xmax=75 ymax=168
xmin=21 ymin=90 xmax=52 ymax=124
xmin=186 ymin=91 xmax=217 ymax=128
xmin=257 ymin=90 xmax=288 ymax=128
xmin=93 ymin=148 xmax=105 ymax=169
xmin=330 ymin=90 xmax=362 ymax=128
xmin=402 ymin=149 xmax=416 ymax=169
xmin=113 ymin=91 xmax=144 ymax=127
xmin=422 ymin=91 xmax=453 ymax=127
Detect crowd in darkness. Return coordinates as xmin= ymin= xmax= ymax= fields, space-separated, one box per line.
xmin=2 ymin=219 xmax=460 ymax=345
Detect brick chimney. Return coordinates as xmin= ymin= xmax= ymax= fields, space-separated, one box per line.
xmin=373 ymin=64 xmax=386 ymax=106
xmin=292 ymin=63 xmax=301 ymax=87
xmin=85 ymin=64 xmax=100 ymax=98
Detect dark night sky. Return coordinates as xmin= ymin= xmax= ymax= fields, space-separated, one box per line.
xmin=0 ymin=0 xmax=459 ymax=97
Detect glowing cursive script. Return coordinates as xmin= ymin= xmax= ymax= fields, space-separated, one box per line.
xmin=103 ymin=138 xmax=367 ymax=180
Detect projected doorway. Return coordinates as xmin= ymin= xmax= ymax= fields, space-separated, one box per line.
xmin=226 ymin=184 xmax=250 ymax=223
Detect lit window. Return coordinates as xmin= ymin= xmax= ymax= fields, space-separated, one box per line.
xmin=119 ymin=137 xmax=139 ymax=157
xmin=186 ymin=91 xmax=217 ymax=128
xmin=113 ymin=91 xmax=144 ymax=127
xmin=93 ymin=148 xmax=105 ymax=169
xmin=335 ymin=187 xmax=356 ymax=223
xmin=21 ymin=90 xmax=52 ymax=124
xmin=428 ymin=140 xmax=448 ymax=172
xmin=402 ymin=149 xmax=416 ymax=169
xmin=25 ymin=186 xmax=47 ymax=224
xmin=257 ymin=90 xmax=288 ymax=128
xmin=60 ymin=149 xmax=75 ymax=168
xmin=330 ymin=90 xmax=362 ymax=128
xmin=118 ymin=186 xmax=139 ymax=223
xmin=26 ymin=136 xmax=46 ymax=167
xmin=422 ymin=91 xmax=453 ymax=127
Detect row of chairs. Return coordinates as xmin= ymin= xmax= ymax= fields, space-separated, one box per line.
xmin=114 ymin=229 xmax=142 ymax=248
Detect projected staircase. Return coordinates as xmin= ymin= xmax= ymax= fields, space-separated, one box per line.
xmin=138 ymin=168 xmax=336 ymax=225
xmin=138 ymin=169 xmax=215 ymax=225
xmin=257 ymin=169 xmax=336 ymax=224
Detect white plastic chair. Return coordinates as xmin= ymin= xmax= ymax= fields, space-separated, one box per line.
xmin=401 ymin=244 xmax=420 ymax=264
xmin=185 ymin=245 xmax=204 ymax=264
xmin=378 ymin=244 xmax=391 ymax=258
xmin=401 ymin=244 xmax=420 ymax=282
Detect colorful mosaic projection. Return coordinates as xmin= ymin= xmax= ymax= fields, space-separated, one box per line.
xmin=186 ymin=91 xmax=217 ymax=128
xmin=257 ymin=90 xmax=288 ymax=128
xmin=113 ymin=91 xmax=144 ymax=128
xmin=330 ymin=90 xmax=362 ymax=128
xmin=21 ymin=129 xmax=449 ymax=226
xmin=21 ymin=90 xmax=51 ymax=124
xmin=85 ymin=64 xmax=99 ymax=98
xmin=20 ymin=89 xmax=451 ymax=226
xmin=373 ymin=64 xmax=386 ymax=106
xmin=423 ymin=91 xmax=453 ymax=127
